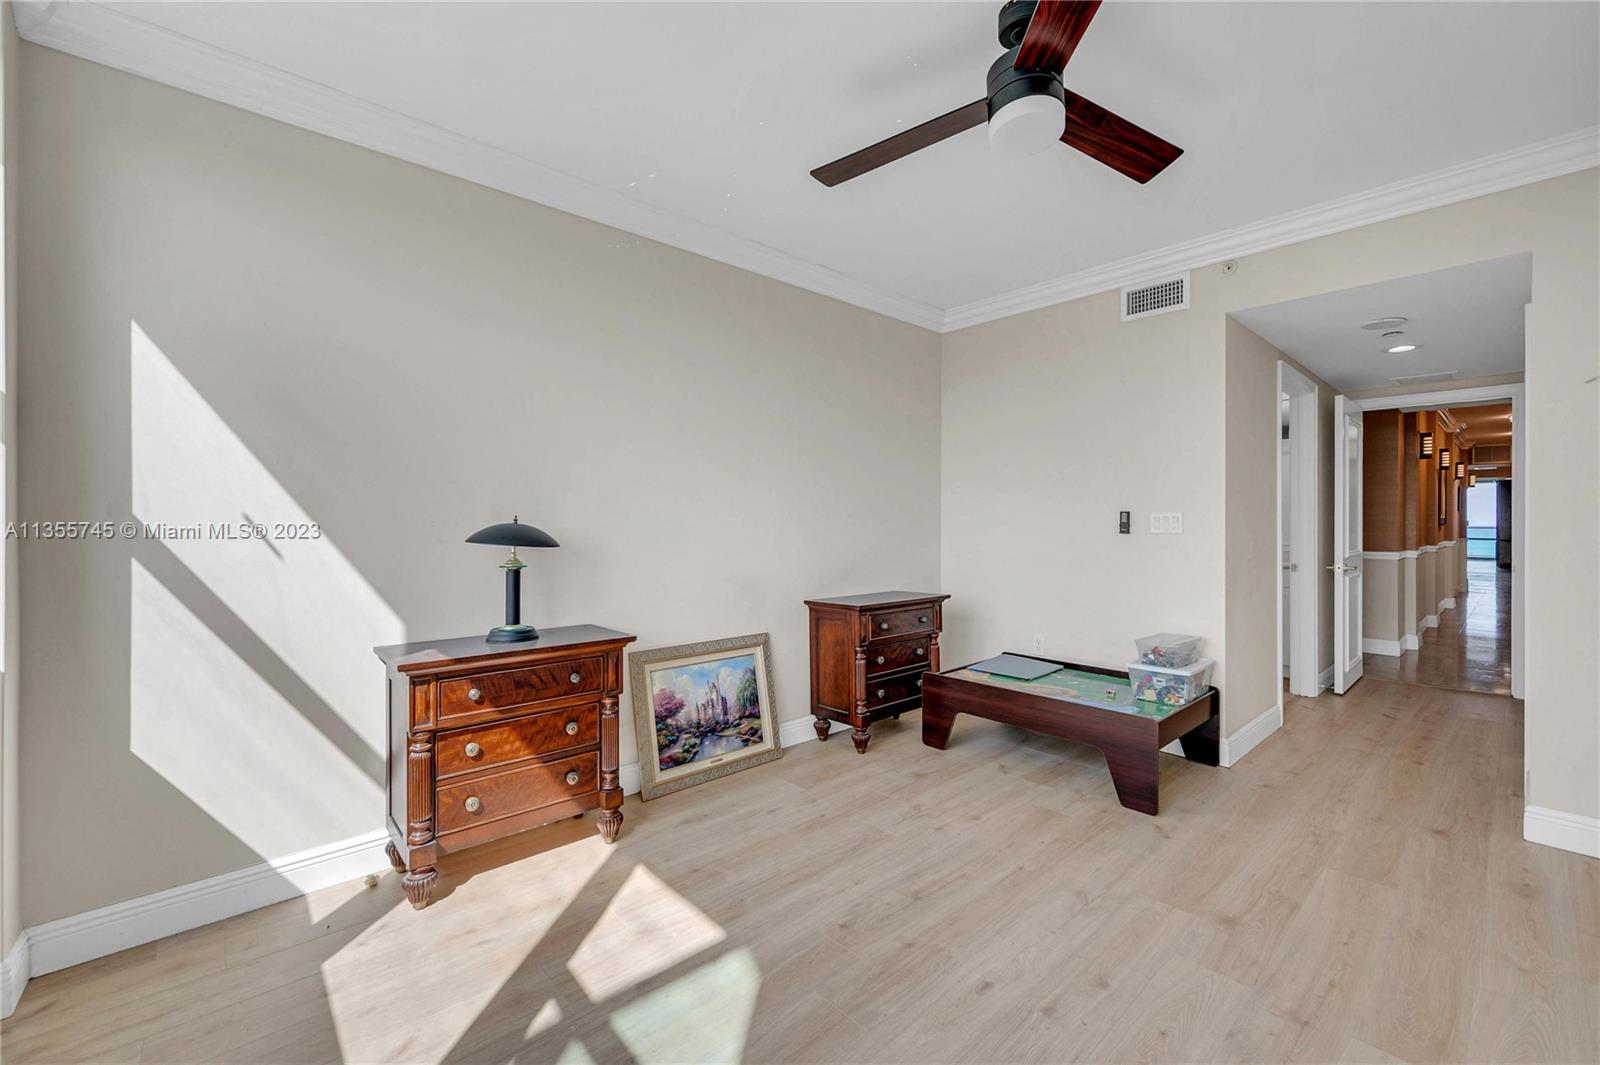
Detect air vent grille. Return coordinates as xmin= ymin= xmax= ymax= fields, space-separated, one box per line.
xmin=1121 ymin=273 xmax=1189 ymax=321
xmin=1388 ymin=370 xmax=1458 ymax=386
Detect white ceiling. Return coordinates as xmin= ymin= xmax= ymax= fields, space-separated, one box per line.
xmin=1232 ymin=253 xmax=1532 ymax=392
xmin=19 ymin=2 xmax=1599 ymax=329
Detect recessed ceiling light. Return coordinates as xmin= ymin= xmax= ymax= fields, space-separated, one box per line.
xmin=1387 ymin=343 xmax=1420 ymax=353
xmin=1382 ymin=330 xmax=1405 ymax=338
xmin=1362 ymin=316 xmax=1409 ymax=331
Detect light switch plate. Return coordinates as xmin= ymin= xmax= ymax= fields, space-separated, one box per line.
xmin=1150 ymin=512 xmax=1184 ymax=534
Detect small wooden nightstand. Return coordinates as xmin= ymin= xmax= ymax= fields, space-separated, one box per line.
xmin=374 ymin=625 xmax=635 ymax=908
xmin=804 ymin=591 xmax=950 ymax=753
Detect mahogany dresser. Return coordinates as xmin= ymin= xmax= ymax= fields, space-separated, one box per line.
xmin=374 ymin=624 xmax=635 ymax=908
xmin=805 ymin=591 xmax=950 ymax=753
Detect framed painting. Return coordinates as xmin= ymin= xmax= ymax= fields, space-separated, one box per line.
xmin=628 ymin=633 xmax=782 ymax=800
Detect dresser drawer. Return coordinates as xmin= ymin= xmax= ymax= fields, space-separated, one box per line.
xmin=866 ymin=667 xmax=927 ymax=709
xmin=438 ymin=656 xmax=603 ymax=722
xmin=436 ymin=752 xmax=598 ymax=835
xmin=866 ymin=636 xmax=931 ymax=677
xmin=866 ymin=605 xmax=936 ymax=642
xmin=435 ymin=704 xmax=599 ymax=778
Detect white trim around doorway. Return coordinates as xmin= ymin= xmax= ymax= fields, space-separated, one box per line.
xmin=1278 ymin=361 xmax=1321 ymax=698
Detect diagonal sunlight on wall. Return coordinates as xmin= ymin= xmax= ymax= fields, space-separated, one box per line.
xmin=607 ymin=948 xmax=761 ymax=1064
xmin=129 ymin=557 xmax=381 ymax=855
xmin=566 ymin=864 xmax=728 ymax=1002
xmin=130 ymin=320 xmax=403 ymax=764
xmin=317 ymin=835 xmax=614 ymax=1063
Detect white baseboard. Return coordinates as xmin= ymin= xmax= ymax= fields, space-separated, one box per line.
xmin=1422 ymin=614 xmax=1439 ymax=630
xmin=25 ymin=831 xmax=391 ymax=981
xmin=778 ymin=713 xmax=844 ymax=747
xmin=1 ymin=710 xmax=854 ymax=1015
xmin=1221 ymin=703 xmax=1282 ymax=767
xmin=1 ymin=929 xmax=29 ymax=1019
xmin=1401 ymin=633 xmax=1421 ymax=651
xmin=1317 ymin=665 xmax=1334 ymax=691
xmin=1439 ymin=596 xmax=1457 ymax=611
xmin=1362 ymin=637 xmax=1403 ymax=657
xmin=1523 ymin=806 xmax=1600 ymax=859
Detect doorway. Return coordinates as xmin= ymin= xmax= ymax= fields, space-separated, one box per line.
xmin=1360 ymin=400 xmax=1516 ymax=695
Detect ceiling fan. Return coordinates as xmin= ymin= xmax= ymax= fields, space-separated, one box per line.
xmin=811 ymin=0 xmax=1183 ymax=187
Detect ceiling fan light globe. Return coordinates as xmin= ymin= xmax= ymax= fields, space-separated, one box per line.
xmin=987 ymin=93 xmax=1066 ymax=159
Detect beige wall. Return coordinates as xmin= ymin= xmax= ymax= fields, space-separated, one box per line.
xmin=17 ymin=47 xmax=942 ymax=926
xmin=1224 ymin=320 xmax=1335 ymax=731
xmin=945 ymin=169 xmax=1598 ymax=818
xmin=1 ymin=0 xmax=19 ymax=958
xmin=941 ymin=290 xmax=1226 ymax=703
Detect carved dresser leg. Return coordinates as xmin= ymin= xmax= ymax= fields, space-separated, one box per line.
xmin=851 ymin=647 xmax=870 ymax=753
xmin=813 ymin=715 xmax=831 ymax=741
xmin=404 ymin=732 xmax=438 ymax=908
xmin=385 ymin=840 xmax=405 ymax=874
xmin=403 ymin=868 xmax=437 ymax=909
xmin=597 ymin=695 xmax=624 ymax=844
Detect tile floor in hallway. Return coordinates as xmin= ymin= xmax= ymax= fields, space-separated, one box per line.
xmin=3 ymin=676 xmax=1594 ymax=1064
xmin=1363 ymin=558 xmax=1512 ymax=695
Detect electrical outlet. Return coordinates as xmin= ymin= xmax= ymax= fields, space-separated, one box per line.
xmin=1150 ymin=512 xmax=1184 ymax=534
xmin=1032 ymin=633 xmax=1045 ymax=654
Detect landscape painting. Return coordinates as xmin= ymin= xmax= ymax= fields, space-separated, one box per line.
xmin=629 ymin=634 xmax=782 ymax=800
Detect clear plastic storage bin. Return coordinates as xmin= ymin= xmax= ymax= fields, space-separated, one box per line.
xmin=1127 ymin=658 xmax=1214 ymax=707
xmin=1133 ymin=633 xmax=1203 ymax=668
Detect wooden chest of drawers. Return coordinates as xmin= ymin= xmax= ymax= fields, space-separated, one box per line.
xmin=805 ymin=591 xmax=950 ymax=753
xmin=374 ymin=625 xmax=635 ymax=908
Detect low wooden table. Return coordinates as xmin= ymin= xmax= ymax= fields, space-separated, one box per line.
xmin=921 ymin=656 xmax=1220 ymax=814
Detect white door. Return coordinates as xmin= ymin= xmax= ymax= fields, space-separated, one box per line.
xmin=1332 ymin=396 xmax=1364 ymax=693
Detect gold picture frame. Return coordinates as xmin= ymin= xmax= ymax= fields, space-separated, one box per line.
xmin=628 ymin=633 xmax=782 ymax=800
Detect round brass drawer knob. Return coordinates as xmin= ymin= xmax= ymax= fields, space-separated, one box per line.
xmin=916 ymin=678 xmax=923 ymax=688
xmin=468 ymin=687 xmax=482 ymax=702
xmin=569 ymin=672 xmax=582 ymax=684
xmin=876 ymin=688 xmax=886 ymax=699
xmin=464 ymin=796 xmax=482 ymax=813
xmin=464 ymin=742 xmax=483 ymax=758
xmin=875 ymin=655 xmax=885 ymax=665
xmin=565 ymin=721 xmax=580 ymax=735
xmin=918 ymin=616 xmax=928 ymax=624
xmin=565 ymin=771 xmax=581 ymax=786
xmin=915 ymin=647 xmax=925 ymax=656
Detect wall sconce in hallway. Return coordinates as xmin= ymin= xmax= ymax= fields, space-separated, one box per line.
xmin=1455 ymin=461 xmax=1466 ymax=479
xmin=1439 ymin=447 xmax=1451 ymax=470
xmin=1468 ymin=473 xmax=1477 ymax=487
xmin=1419 ymin=431 xmax=1434 ymax=459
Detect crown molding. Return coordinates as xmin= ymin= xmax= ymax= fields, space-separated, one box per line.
xmin=941 ymin=126 xmax=1598 ymax=331
xmin=12 ymin=1 xmax=947 ymax=331
xmin=14 ymin=2 xmax=1598 ymax=336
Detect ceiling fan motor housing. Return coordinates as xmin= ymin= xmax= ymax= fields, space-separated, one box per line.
xmin=997 ymin=0 xmax=1038 ymax=49
xmin=986 ymin=48 xmax=1066 ymax=120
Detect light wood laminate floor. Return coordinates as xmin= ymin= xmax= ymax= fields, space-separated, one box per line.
xmin=1364 ymin=559 xmax=1512 ymax=695
xmin=4 ymin=678 xmax=1594 ymax=1064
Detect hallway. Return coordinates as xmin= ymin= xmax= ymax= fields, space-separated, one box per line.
xmin=1364 ymin=559 xmax=1512 ymax=694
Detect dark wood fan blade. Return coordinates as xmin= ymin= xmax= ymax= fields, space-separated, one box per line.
xmin=1015 ymin=0 xmax=1102 ymax=74
xmin=811 ymin=100 xmax=988 ymax=186
xmin=1060 ymin=90 xmax=1183 ymax=183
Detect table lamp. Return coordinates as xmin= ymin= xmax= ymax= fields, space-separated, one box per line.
xmin=465 ymin=516 xmax=559 ymax=642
